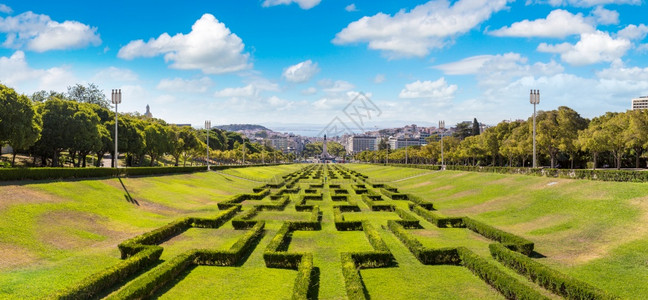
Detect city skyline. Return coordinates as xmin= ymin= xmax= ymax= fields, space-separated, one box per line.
xmin=0 ymin=0 xmax=647 ymax=131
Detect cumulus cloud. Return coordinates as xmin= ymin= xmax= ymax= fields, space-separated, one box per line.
xmin=399 ymin=78 xmax=457 ymax=100
xmin=538 ymin=30 xmax=631 ymax=65
xmin=591 ymin=6 xmax=618 ymax=25
xmin=345 ymin=4 xmax=358 ymax=12
xmin=262 ymin=0 xmax=321 ymax=9
xmin=333 ymin=0 xmax=508 ymax=58
xmin=0 ymin=4 xmax=12 ymax=14
xmin=616 ymin=24 xmax=648 ymax=41
xmin=319 ymin=79 xmax=355 ymax=93
xmin=313 ymin=91 xmax=370 ymax=110
xmin=489 ymin=9 xmax=594 ymax=38
xmin=0 ymin=11 xmax=101 ymax=51
xmin=301 ymin=87 xmax=317 ymax=95
xmin=118 ymin=14 xmax=250 ymax=74
xmin=214 ymin=79 xmax=279 ymax=98
xmin=538 ymin=0 xmax=640 ymax=7
xmin=0 ymin=51 xmax=76 ymax=91
xmin=282 ymin=60 xmax=320 ymax=83
xmin=157 ymin=77 xmax=213 ymax=93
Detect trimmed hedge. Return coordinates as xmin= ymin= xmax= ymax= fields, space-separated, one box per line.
xmin=108 ymin=222 xmax=265 ymax=299
xmin=388 ymin=220 xmax=460 ymax=265
xmin=334 ymin=207 xmax=363 ymax=231
xmin=119 ymin=206 xmax=240 ymax=258
xmin=54 ymin=246 xmax=163 ymax=299
xmin=360 ymin=194 xmax=394 ymax=211
xmin=341 ymin=253 xmax=366 ymax=300
xmin=489 ymin=244 xmax=617 ymax=300
xmin=457 ymin=247 xmax=549 ymax=300
xmin=410 ymin=204 xmax=464 ymax=228
xmin=0 ymin=163 xmax=293 ymax=181
xmin=463 ymin=217 xmax=534 ymax=256
xmin=394 ymin=208 xmax=421 ymax=228
xmin=217 ymin=189 xmax=270 ymax=209
xmin=292 ymin=254 xmax=314 ymax=300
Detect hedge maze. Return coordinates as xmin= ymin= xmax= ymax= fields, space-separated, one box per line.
xmin=54 ymin=164 xmax=616 ymax=299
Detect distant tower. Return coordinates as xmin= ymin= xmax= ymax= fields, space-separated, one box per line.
xmin=321 ymin=135 xmax=333 ymax=161
xmin=144 ymin=104 xmax=153 ymax=118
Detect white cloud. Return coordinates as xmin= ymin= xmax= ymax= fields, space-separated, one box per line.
xmin=214 ymin=79 xmax=279 ymax=98
xmin=345 ymin=4 xmax=358 ymax=12
xmin=301 ymin=87 xmax=317 ymax=95
xmin=591 ymin=6 xmax=618 ymax=25
xmin=312 ymin=91 xmax=369 ymax=110
xmin=157 ymin=77 xmax=213 ymax=93
xmin=92 ymin=67 xmax=139 ymax=83
xmin=0 ymin=11 xmax=101 ymax=51
xmin=489 ymin=9 xmax=594 ymax=38
xmin=539 ymin=0 xmax=640 ymax=7
xmin=262 ymin=0 xmax=321 ymax=9
xmin=616 ymin=24 xmax=648 ymax=41
xmin=435 ymin=55 xmax=494 ymax=75
xmin=118 ymin=14 xmax=250 ymax=74
xmin=282 ymin=60 xmax=320 ymax=83
xmin=333 ymin=0 xmax=508 ymax=58
xmin=319 ymin=79 xmax=355 ymax=93
xmin=399 ymin=78 xmax=457 ymax=100
xmin=538 ymin=30 xmax=631 ymax=65
xmin=0 ymin=4 xmax=12 ymax=14
xmin=374 ymin=74 xmax=386 ymax=83
xmin=0 ymin=51 xmax=76 ymax=92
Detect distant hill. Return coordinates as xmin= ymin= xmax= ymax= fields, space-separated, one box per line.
xmin=215 ymin=124 xmax=270 ymax=131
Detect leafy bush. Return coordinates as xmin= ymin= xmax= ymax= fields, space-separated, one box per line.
xmin=54 ymin=246 xmax=163 ymax=299
xmin=410 ymin=204 xmax=464 ymax=228
xmin=341 ymin=253 xmax=366 ymax=300
xmin=388 ymin=220 xmax=459 ymax=265
xmin=457 ymin=247 xmax=549 ymax=300
xmin=463 ymin=217 xmax=534 ymax=256
xmin=489 ymin=244 xmax=617 ymax=300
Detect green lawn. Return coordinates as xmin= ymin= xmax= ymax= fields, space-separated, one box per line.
xmin=345 ymin=164 xmax=648 ymax=298
xmin=2 ymin=163 xmax=646 ymax=299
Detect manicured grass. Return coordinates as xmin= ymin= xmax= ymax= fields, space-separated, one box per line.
xmin=0 ymin=169 xmax=284 ymax=299
xmin=346 ymin=164 xmax=648 ymax=298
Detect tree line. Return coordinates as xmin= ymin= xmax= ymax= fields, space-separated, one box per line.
xmin=0 ymin=83 xmax=289 ymax=167
xmin=355 ymin=106 xmax=648 ymax=170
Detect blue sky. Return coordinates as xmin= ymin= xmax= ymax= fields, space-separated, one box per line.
xmin=0 ymin=0 xmax=647 ymax=135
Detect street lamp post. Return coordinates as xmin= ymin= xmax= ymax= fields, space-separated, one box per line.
xmin=111 ymin=89 xmax=122 ymax=168
xmin=205 ymin=120 xmax=211 ymax=170
xmin=530 ymin=90 xmax=540 ymax=168
xmin=439 ymin=120 xmax=445 ymax=169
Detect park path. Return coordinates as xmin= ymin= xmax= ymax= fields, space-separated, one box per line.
xmin=389 ymin=171 xmax=438 ymax=183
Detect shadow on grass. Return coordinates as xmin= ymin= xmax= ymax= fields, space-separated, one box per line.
xmin=118 ymin=177 xmax=139 ymax=206
xmin=308 ymin=267 xmax=320 ymax=300
xmin=529 ymin=251 xmax=547 ymax=259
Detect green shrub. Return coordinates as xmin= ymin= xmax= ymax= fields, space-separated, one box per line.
xmin=489 ymin=244 xmax=617 ymax=300
xmin=457 ymin=247 xmax=549 ymax=300
xmin=463 ymin=217 xmax=534 ymax=256
xmin=54 ymin=246 xmax=162 ymax=299
xmin=292 ymin=254 xmax=314 ymax=300
xmin=340 ymin=253 xmax=367 ymax=300
xmin=410 ymin=204 xmax=464 ymax=228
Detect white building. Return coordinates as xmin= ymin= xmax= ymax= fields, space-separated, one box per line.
xmin=346 ymin=135 xmax=378 ymax=154
xmin=632 ymin=96 xmax=648 ymax=110
xmin=388 ymin=136 xmax=420 ymax=150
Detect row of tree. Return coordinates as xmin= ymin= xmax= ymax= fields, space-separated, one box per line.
xmin=356 ymin=106 xmax=648 ymax=170
xmin=0 ymin=83 xmax=289 ymax=167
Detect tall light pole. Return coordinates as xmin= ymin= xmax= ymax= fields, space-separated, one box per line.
xmin=205 ymin=120 xmax=211 ymax=170
xmin=439 ymin=120 xmax=445 ymax=169
xmin=530 ymin=90 xmax=540 ymax=168
xmin=111 ymin=89 xmax=122 ymax=168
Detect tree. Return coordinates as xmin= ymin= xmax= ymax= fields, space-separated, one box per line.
xmin=578 ymin=113 xmax=615 ymax=169
xmin=144 ymin=122 xmax=170 ymax=166
xmin=34 ymin=99 xmax=79 ymax=167
xmin=501 ymin=123 xmax=531 ymax=167
xmin=599 ymin=113 xmax=629 ymax=169
xmin=67 ymin=83 xmax=109 ymax=108
xmin=556 ymin=107 xmax=588 ymax=169
xmin=69 ymin=103 xmax=102 ymax=167
xmin=30 ymin=90 xmax=66 ymax=102
xmin=453 ymin=122 xmax=472 ymax=140
xmin=536 ymin=107 xmax=585 ymax=168
xmin=624 ymin=109 xmax=648 ymax=168
xmin=0 ymin=84 xmax=42 ymax=166
xmin=472 ymin=118 xmax=480 ymax=136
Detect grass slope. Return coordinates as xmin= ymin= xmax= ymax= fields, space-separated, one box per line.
xmin=346 ymin=164 xmax=648 ymax=298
